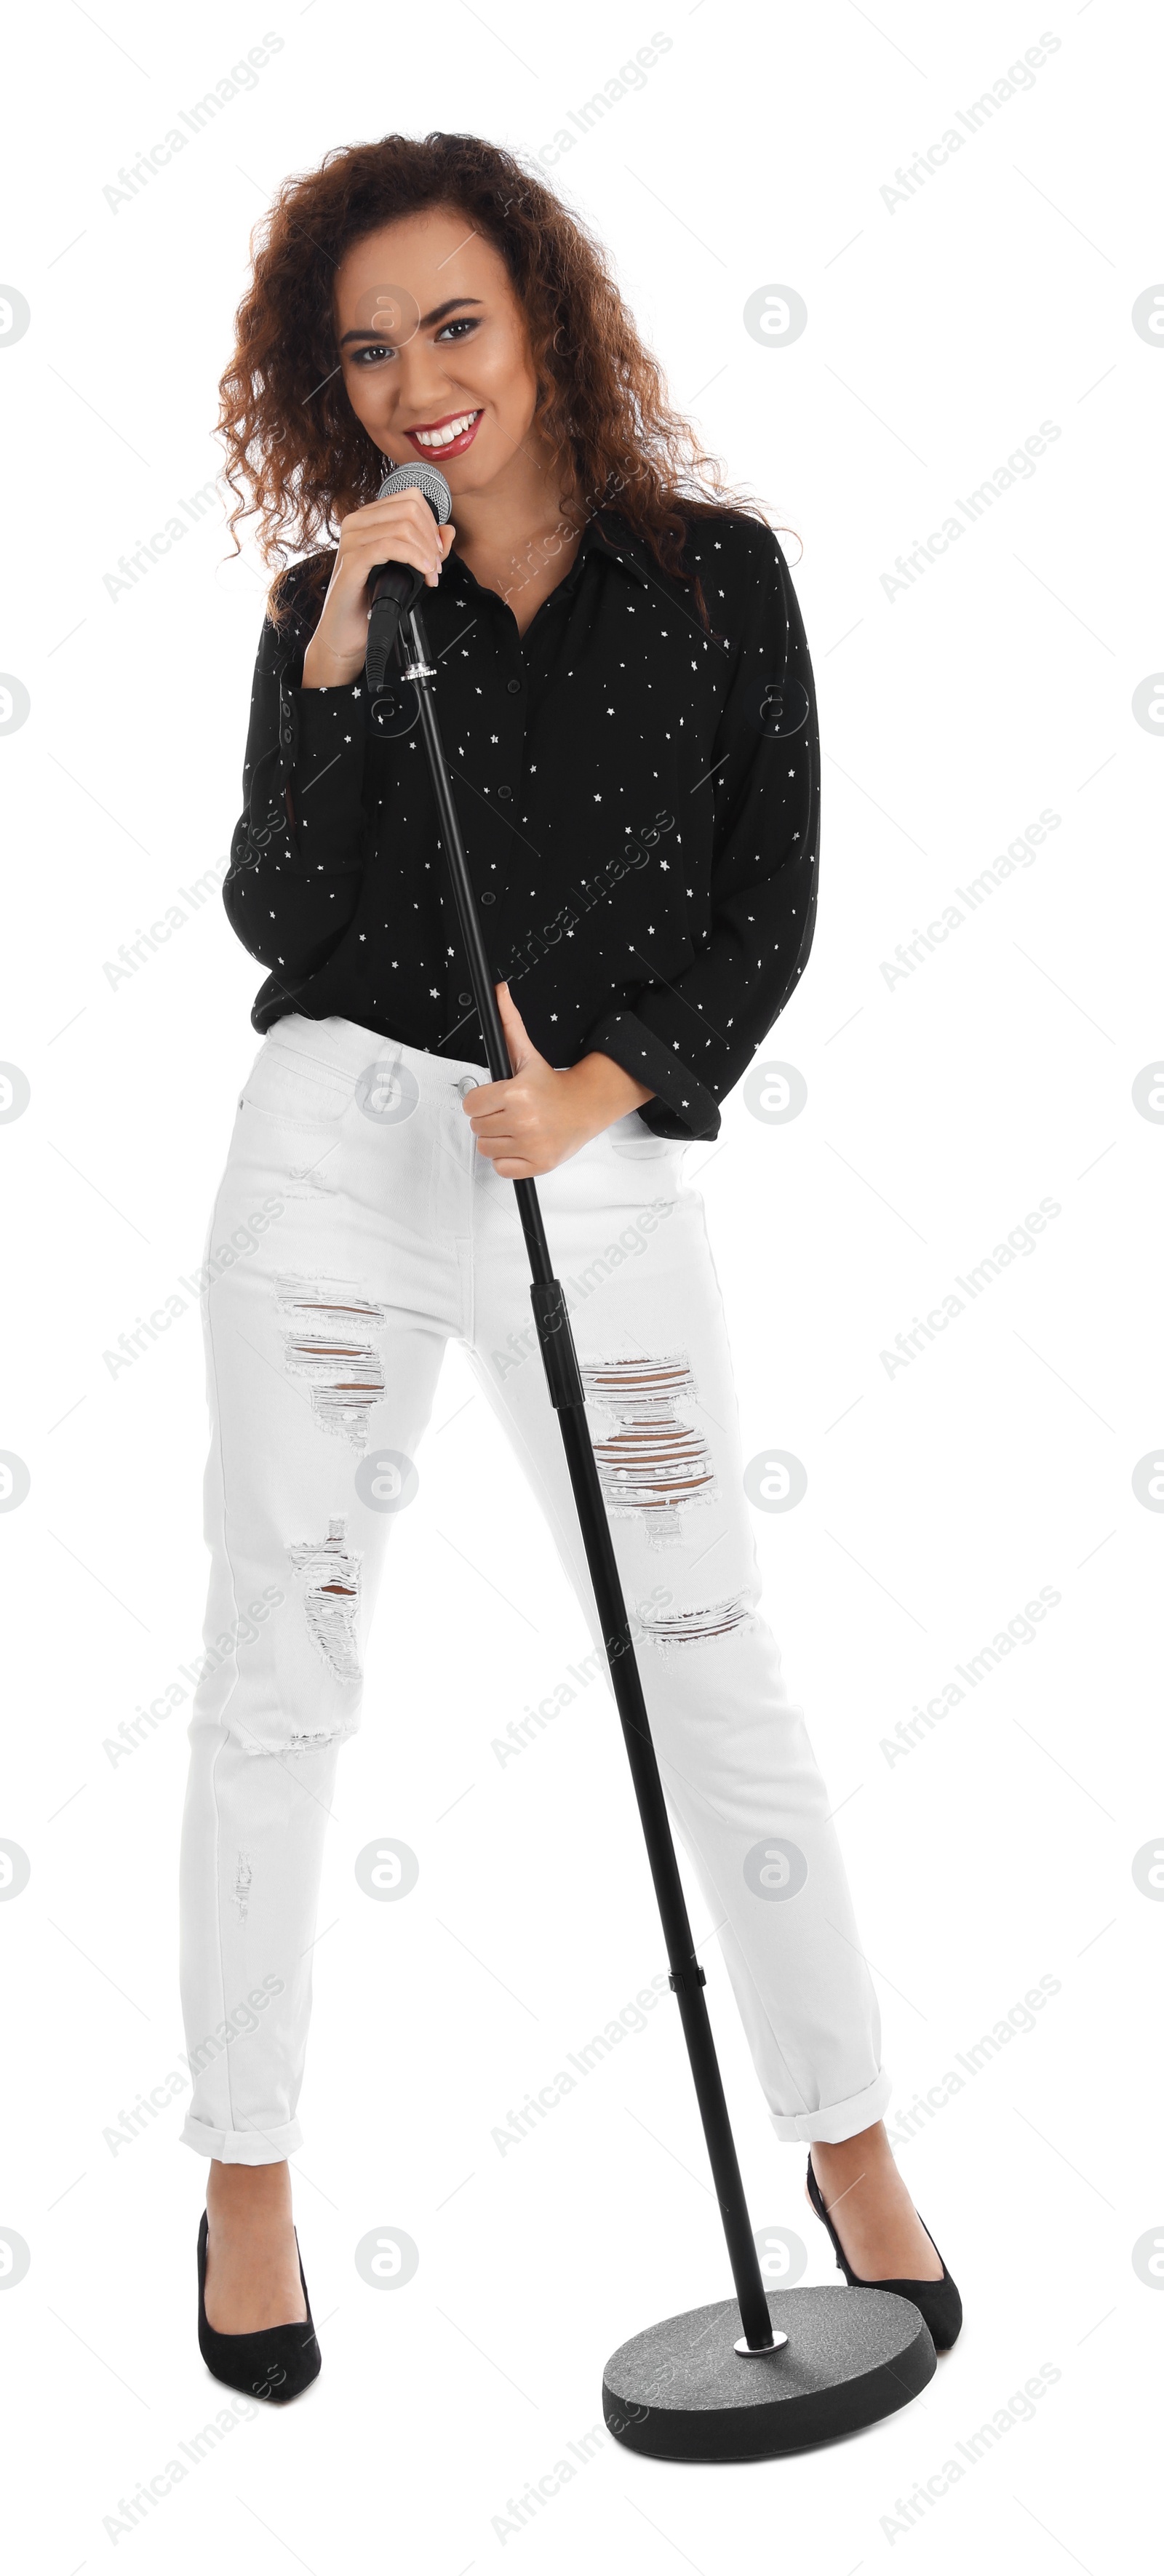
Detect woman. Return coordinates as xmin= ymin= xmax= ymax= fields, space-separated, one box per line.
xmin=183 ymin=131 xmax=960 ymax=2402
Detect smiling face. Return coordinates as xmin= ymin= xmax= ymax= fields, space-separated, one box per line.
xmin=335 ymin=205 xmax=558 ymax=501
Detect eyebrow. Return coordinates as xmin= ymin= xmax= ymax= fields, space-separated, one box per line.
xmin=339 ymin=297 xmax=483 ymax=346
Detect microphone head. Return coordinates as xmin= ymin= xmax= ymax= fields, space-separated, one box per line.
xmin=375 ymin=460 xmax=453 ymax=523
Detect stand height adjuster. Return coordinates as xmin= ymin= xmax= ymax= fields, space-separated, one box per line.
xmin=669 ymin=1965 xmax=707 ymax=1995
xmin=530 ymin=1280 xmax=586 ymax=1409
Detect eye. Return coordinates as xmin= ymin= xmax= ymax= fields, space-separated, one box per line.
xmin=351 ymin=341 xmax=395 ymax=367
xmin=435 ymin=316 xmax=480 ymax=342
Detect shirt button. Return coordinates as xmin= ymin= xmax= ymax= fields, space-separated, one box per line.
xmin=507 ymin=677 xmax=521 ymax=694
xmin=497 ymin=784 xmax=512 ymax=801
xmin=481 ymin=890 xmax=495 ymax=904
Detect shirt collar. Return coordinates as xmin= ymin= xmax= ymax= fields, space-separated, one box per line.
xmin=575 ymin=509 xmax=655 ymax=589
xmin=570 ymin=509 xmax=701 ymax=615
xmin=445 ymin=505 xmax=658 ymax=606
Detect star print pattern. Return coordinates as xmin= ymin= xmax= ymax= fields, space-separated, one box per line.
xmin=223 ymin=508 xmax=819 ymax=1140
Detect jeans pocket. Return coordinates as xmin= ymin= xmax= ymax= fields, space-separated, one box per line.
xmin=606 ymin=1110 xmax=681 ymax=1164
xmin=239 ymin=1036 xmax=353 ymax=1128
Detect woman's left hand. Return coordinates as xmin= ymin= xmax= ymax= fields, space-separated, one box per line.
xmin=463 ymin=984 xmax=654 ymax=1178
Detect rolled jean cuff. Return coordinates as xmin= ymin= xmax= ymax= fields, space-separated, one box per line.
xmin=180 ymin=2111 xmax=303 ymax=2164
xmin=767 ymin=2065 xmax=893 ymax=2146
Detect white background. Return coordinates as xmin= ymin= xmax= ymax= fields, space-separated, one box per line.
xmin=1 ymin=1 xmax=1160 ymax=2567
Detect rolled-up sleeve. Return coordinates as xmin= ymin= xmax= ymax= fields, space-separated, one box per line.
xmin=583 ymin=528 xmax=820 ymax=1141
xmin=222 ymin=568 xmax=370 ymax=981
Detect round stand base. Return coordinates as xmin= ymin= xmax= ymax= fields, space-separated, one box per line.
xmin=602 ymin=2286 xmax=936 ymax=2461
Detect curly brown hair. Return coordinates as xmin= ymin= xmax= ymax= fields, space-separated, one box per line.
xmin=216 ymin=130 xmax=778 ymax=636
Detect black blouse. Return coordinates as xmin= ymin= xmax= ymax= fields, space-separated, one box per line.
xmin=223 ymin=506 xmax=819 ymax=1141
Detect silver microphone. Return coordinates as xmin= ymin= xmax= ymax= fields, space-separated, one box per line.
xmin=375 ymin=459 xmax=453 ymax=520
xmin=365 ymin=462 xmax=453 ymax=692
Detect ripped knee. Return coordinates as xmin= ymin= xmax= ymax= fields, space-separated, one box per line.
xmin=276 ymin=1275 xmax=388 ymax=1448
xmin=580 ymin=1354 xmax=715 ymax=1548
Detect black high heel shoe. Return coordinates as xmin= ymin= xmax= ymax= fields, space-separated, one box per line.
xmin=805 ymin=2153 xmax=962 ymax=2352
xmin=196 ymin=2209 xmax=322 ymax=2402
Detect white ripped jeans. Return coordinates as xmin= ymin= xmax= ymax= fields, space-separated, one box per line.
xmin=178 ymin=1015 xmax=890 ymax=2162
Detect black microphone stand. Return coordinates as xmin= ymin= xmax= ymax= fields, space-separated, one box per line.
xmin=387 ymin=602 xmax=936 ymax=2460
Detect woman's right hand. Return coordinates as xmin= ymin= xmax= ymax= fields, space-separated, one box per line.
xmin=300 ymin=491 xmax=456 ymax=689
